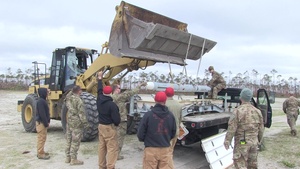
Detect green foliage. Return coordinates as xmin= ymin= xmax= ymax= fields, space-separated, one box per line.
xmin=281 ymin=160 xmax=296 ymax=168
xmin=0 ymin=82 xmax=27 ymax=90
xmin=261 ymin=125 xmax=300 ymax=168
xmin=272 ymin=110 xmax=284 ymax=117
xmin=0 ymin=67 xmax=32 ymax=90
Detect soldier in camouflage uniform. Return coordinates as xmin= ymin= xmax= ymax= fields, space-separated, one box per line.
xmin=111 ymin=82 xmax=147 ymax=160
xmin=207 ymin=66 xmax=226 ymax=99
xmin=224 ymin=88 xmax=264 ymax=169
xmin=65 ymin=85 xmax=89 ymax=165
xmin=282 ymin=94 xmax=300 ymax=136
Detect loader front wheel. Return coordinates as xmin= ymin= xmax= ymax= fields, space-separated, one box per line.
xmin=61 ymin=103 xmax=68 ymax=133
xmin=21 ymin=94 xmax=38 ymax=132
xmin=80 ymin=92 xmax=99 ymax=142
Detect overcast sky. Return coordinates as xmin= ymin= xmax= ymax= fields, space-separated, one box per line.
xmin=1 ymin=0 xmax=300 ymax=82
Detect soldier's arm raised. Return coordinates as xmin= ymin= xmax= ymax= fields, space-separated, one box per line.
xmin=120 ymin=82 xmax=147 ymax=100
xmin=97 ymin=71 xmax=103 ymax=96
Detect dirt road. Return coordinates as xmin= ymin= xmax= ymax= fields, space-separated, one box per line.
xmin=0 ymin=90 xmax=294 ymax=169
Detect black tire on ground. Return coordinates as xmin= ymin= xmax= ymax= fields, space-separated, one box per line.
xmin=80 ymin=92 xmax=99 ymax=142
xmin=127 ymin=116 xmax=135 ymax=134
xmin=126 ymin=116 xmax=140 ymax=134
xmin=61 ymin=103 xmax=67 ymax=133
xmin=61 ymin=92 xmax=98 ymax=142
xmin=21 ymin=94 xmax=38 ymax=132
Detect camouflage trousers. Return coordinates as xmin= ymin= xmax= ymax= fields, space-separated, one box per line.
xmin=98 ymin=124 xmax=118 ymax=169
xmin=209 ymin=83 xmax=225 ymax=99
xmin=36 ymin=121 xmax=48 ymax=156
xmin=287 ymin=112 xmax=298 ymax=134
xmin=117 ymin=121 xmax=127 ymax=156
xmin=65 ymin=124 xmax=83 ymax=160
xmin=143 ymin=147 xmax=173 ymax=169
xmin=233 ymin=144 xmax=258 ymax=169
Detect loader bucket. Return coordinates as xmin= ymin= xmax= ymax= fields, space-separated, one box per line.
xmin=109 ymin=1 xmax=217 ymax=66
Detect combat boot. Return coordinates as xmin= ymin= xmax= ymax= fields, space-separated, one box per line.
xmin=37 ymin=154 xmax=50 ymax=160
xmin=70 ymin=159 xmax=84 ymax=165
xmin=291 ymin=130 xmax=297 ymax=136
xmin=65 ymin=157 xmax=71 ymax=163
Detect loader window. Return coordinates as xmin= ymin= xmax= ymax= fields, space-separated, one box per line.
xmin=49 ymin=50 xmax=65 ymax=91
xmin=55 ymin=60 xmax=61 ymax=87
xmin=65 ymin=51 xmax=83 ymax=87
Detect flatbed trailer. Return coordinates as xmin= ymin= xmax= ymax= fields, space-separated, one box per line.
xmin=178 ymin=88 xmax=273 ymax=146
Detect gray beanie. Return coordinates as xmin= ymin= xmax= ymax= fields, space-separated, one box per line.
xmin=240 ymin=88 xmax=253 ymax=102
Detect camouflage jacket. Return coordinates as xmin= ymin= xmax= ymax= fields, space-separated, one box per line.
xmin=207 ymin=71 xmax=226 ymax=87
xmin=112 ymin=87 xmax=140 ymax=122
xmin=165 ymin=98 xmax=183 ymax=136
xmin=224 ymin=102 xmax=264 ymax=146
xmin=283 ymin=96 xmax=300 ymax=114
xmin=65 ymin=92 xmax=88 ymax=129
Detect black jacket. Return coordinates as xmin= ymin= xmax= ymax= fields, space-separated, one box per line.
xmin=97 ymin=80 xmax=120 ymax=126
xmin=35 ymin=88 xmax=50 ymax=127
xmin=137 ymin=104 xmax=176 ymax=147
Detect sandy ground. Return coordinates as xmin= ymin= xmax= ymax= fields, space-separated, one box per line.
xmin=0 ymin=90 xmax=297 ymax=169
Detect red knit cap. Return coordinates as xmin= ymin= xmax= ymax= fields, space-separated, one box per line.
xmin=165 ymin=87 xmax=174 ymax=97
xmin=154 ymin=91 xmax=167 ymax=103
xmin=103 ymin=86 xmax=112 ymax=95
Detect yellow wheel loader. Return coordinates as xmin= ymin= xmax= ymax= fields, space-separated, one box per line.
xmin=17 ymin=1 xmax=216 ymax=141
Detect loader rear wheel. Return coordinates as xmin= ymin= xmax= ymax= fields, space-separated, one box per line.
xmin=80 ymin=92 xmax=98 ymax=142
xmin=21 ymin=94 xmax=38 ymax=132
xmin=61 ymin=92 xmax=99 ymax=142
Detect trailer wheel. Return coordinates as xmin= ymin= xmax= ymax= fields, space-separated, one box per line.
xmin=127 ymin=116 xmax=140 ymax=134
xmin=80 ymin=92 xmax=99 ymax=142
xmin=127 ymin=116 xmax=135 ymax=134
xmin=21 ymin=94 xmax=38 ymax=132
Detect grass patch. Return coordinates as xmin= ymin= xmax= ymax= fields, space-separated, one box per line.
xmin=272 ymin=109 xmax=285 ymax=116
xmin=281 ymin=160 xmax=296 ymax=168
xmin=261 ymin=125 xmax=300 ymax=168
xmin=80 ymin=142 xmax=98 ymax=155
xmin=270 ymin=121 xmax=286 ymax=127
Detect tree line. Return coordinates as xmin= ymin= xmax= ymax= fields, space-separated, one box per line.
xmin=1 ymin=67 xmax=299 ymax=97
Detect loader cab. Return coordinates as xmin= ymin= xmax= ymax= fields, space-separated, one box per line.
xmin=49 ymin=47 xmax=98 ymax=92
